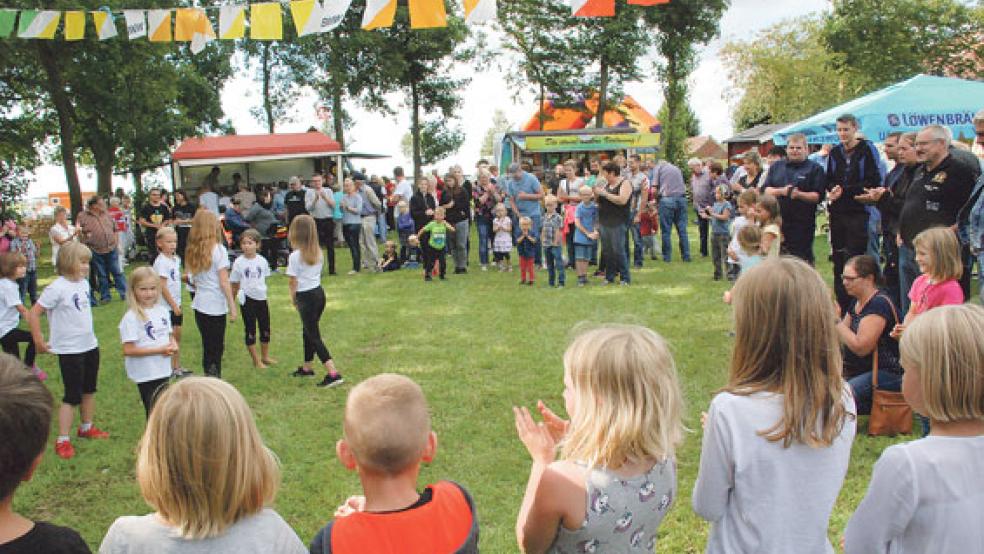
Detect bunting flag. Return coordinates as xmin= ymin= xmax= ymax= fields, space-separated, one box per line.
xmin=219 ymin=6 xmax=246 ymax=39
xmin=571 ymin=0 xmax=614 ymax=17
xmin=626 ymin=0 xmax=668 ymax=4
xmin=250 ymin=2 xmax=282 ymax=40
xmin=64 ymin=11 xmax=85 ymax=40
xmin=123 ymin=10 xmax=146 ymax=39
xmin=175 ymin=8 xmax=205 ymax=41
xmin=463 ymin=0 xmax=495 ymax=24
xmin=290 ymin=0 xmax=321 ymax=36
xmin=0 ymin=9 xmax=15 ymax=38
xmin=92 ymin=10 xmax=119 ymax=40
xmin=17 ymin=10 xmax=61 ymax=39
xmin=148 ymin=10 xmax=172 ymax=42
xmin=190 ymin=10 xmax=216 ymax=53
xmin=319 ymin=0 xmax=351 ymax=32
xmin=361 ymin=0 xmax=395 ymax=30
xmin=409 ymin=0 xmax=446 ymax=28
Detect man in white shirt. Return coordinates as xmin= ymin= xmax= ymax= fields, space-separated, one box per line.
xmin=392 ymin=166 xmax=413 ymax=220
xmin=304 ymin=173 xmax=337 ymax=275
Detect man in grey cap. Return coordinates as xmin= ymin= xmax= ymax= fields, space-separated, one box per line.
xmin=505 ymin=162 xmax=544 ymax=264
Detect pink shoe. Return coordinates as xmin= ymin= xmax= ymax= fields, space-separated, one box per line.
xmin=32 ymin=365 xmax=47 ymax=382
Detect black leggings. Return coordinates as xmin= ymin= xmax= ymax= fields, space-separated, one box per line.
xmin=1 ymin=328 xmax=36 ymax=367
xmin=194 ymin=310 xmax=226 ymax=378
xmin=242 ymin=297 xmax=270 ymax=346
xmin=137 ymin=377 xmax=169 ymax=417
xmin=296 ymin=286 xmax=332 ymax=364
xmin=423 ymin=244 xmax=446 ymax=277
xmin=261 ymin=237 xmax=279 ymax=271
xmin=343 ymin=223 xmax=362 ymax=271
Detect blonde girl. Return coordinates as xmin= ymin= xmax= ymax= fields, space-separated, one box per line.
xmin=0 ymin=252 xmax=41 ymax=378
xmin=153 ymin=226 xmax=188 ymax=377
xmin=120 ymin=267 xmax=176 ymax=417
xmin=230 ymin=229 xmax=275 ymax=369
xmin=492 ymin=203 xmax=512 ymax=271
xmin=693 ymin=257 xmax=856 ymax=553
xmin=722 ymin=225 xmax=763 ymax=304
xmin=28 ymin=241 xmax=107 ymax=460
xmin=185 ymin=210 xmax=237 ymax=379
xmin=892 ymin=226 xmax=963 ymax=337
xmin=286 ymin=215 xmax=343 ymax=388
xmin=755 ymin=193 xmax=782 ymax=257
xmin=514 ymin=325 xmax=684 ymax=553
xmin=99 ymin=377 xmax=307 ymax=552
xmin=845 ymin=304 xmax=984 ymax=553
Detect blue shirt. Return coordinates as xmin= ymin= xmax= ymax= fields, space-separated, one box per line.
xmin=506 ymin=171 xmax=543 ymax=217
xmin=574 ymin=202 xmax=598 ymax=245
xmin=332 ymin=191 xmax=344 ymax=220
xmin=711 ymin=200 xmax=733 ymax=235
xmin=272 ymin=190 xmax=286 ymax=215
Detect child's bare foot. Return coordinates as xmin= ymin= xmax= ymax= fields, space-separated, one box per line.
xmin=254 ymin=361 xmax=268 ymax=369
xmin=262 ymin=357 xmax=278 ymax=365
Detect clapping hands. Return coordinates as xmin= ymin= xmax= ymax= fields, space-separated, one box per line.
xmin=513 ymin=400 xmax=568 ymax=465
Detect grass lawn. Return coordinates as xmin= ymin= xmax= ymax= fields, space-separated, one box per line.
xmin=14 ymin=225 xmax=913 ymax=553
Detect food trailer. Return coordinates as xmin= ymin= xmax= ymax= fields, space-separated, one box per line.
xmin=499 ymin=127 xmax=662 ymax=176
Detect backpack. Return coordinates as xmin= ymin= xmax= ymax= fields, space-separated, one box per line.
xmin=397 ymin=212 xmax=414 ymax=232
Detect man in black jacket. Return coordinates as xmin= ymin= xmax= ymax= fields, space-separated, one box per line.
xmin=762 ymin=133 xmax=826 ymax=264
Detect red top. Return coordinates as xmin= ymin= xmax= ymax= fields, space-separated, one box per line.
xmin=172 ymin=132 xmax=342 ymax=161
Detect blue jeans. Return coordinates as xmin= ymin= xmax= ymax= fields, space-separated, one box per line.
xmin=17 ymin=270 xmax=37 ymax=305
xmin=92 ymin=250 xmax=126 ymax=301
xmin=475 ymin=218 xmax=492 ymax=266
xmin=513 ymin=212 xmax=542 ymax=265
xmin=600 ymin=223 xmax=630 ymax=284
xmin=848 ymin=370 xmax=903 ymax=416
xmin=629 ymin=210 xmax=644 ymax=267
xmin=545 ymin=245 xmax=566 ymax=286
xmin=659 ymin=196 xmax=691 ymax=262
xmin=978 ymin=252 xmax=984 ymax=304
xmin=376 ymin=212 xmax=387 ymax=241
xmin=898 ymin=244 xmax=919 ymax=317
xmin=866 ymin=206 xmax=881 ymax=260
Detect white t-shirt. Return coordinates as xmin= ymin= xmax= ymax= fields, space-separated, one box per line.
xmin=0 ymin=278 xmax=22 ymax=337
xmin=119 ymin=305 xmax=172 ymax=384
xmin=844 ymin=435 xmax=984 ymax=554
xmin=49 ymin=222 xmax=76 ymax=266
xmin=692 ymin=388 xmax=856 ymax=554
xmin=153 ymin=254 xmax=182 ymax=311
xmin=37 ymin=276 xmax=98 ymax=354
xmin=99 ymin=508 xmax=306 ymax=554
xmin=285 ymin=250 xmax=321 ymax=292
xmin=230 ymin=255 xmax=270 ymax=303
xmin=727 ymin=216 xmax=750 ymax=267
xmin=190 ymin=244 xmax=230 ymax=316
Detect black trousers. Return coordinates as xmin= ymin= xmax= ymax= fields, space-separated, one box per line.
xmin=830 ymin=211 xmax=869 ymax=313
xmin=423 ymin=244 xmax=446 ymax=278
xmin=1 ymin=328 xmax=35 ymax=367
xmin=194 ymin=310 xmax=226 ymax=378
xmin=296 ymin=287 xmax=331 ymax=363
xmin=261 ymin=237 xmax=279 ymax=271
xmin=697 ymin=212 xmax=710 ymax=257
xmin=881 ymin=232 xmax=900 ymax=309
xmin=137 ymin=377 xmax=169 ymax=417
xmin=314 ymin=218 xmax=336 ymax=274
xmin=242 ymin=297 xmax=270 ymax=346
xmin=342 ymin=223 xmax=361 ymax=272
xmin=782 ymin=226 xmax=816 ymax=265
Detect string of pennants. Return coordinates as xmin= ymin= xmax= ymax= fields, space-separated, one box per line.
xmin=0 ymin=0 xmax=669 ymax=50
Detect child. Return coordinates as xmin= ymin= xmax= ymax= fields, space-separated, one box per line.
xmin=8 ymin=225 xmax=38 ymax=306
xmin=27 ymin=242 xmax=108 ymax=460
xmin=184 ymin=210 xmax=238 ymax=379
xmin=639 ymin=200 xmax=659 ymax=260
xmin=516 ymin=216 xmax=537 ymax=286
xmin=152 ymin=227 xmax=189 ymax=378
xmin=309 ymin=373 xmax=478 ymax=553
xmin=573 ymin=186 xmax=599 ymax=286
xmin=705 ymin=184 xmax=733 ymax=281
xmin=492 ymin=203 xmax=513 ymax=272
xmin=844 ymin=304 xmax=984 ymax=553
xmin=722 ymin=225 xmax=763 ymax=304
xmin=514 ymin=325 xmax=684 ymax=552
xmin=756 ymin=193 xmax=782 ymax=257
xmin=120 ymin=267 xmax=176 ymax=417
xmin=418 ymin=207 xmax=455 ymax=282
xmin=340 ymin=178 xmax=363 ymax=275
xmin=99 ymin=377 xmax=307 ymax=552
xmin=693 ymin=257 xmax=856 ymax=553
xmin=892 ymin=226 xmax=964 ymax=338
xmin=540 ymin=195 xmax=566 ymax=287
xmin=0 ymin=354 xmax=90 ymax=553
xmin=230 ymin=229 xmax=276 ymax=369
xmin=0 ymin=253 xmax=42 ymax=380
xmin=402 ymin=234 xmax=421 ymax=269
xmin=286 ymin=215 xmax=343 ymax=388
xmin=726 ymin=188 xmax=758 ymax=281
xmin=396 ymin=200 xmax=414 ymax=262
xmin=378 ymin=240 xmax=400 ymax=272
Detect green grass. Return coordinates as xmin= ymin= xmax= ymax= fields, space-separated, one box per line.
xmin=14 ymin=226 xmax=912 ymax=553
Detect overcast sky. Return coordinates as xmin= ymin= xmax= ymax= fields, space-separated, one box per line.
xmin=30 ymin=0 xmax=829 ymax=196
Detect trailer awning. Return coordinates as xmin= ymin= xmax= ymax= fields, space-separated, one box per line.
xmin=172 ymin=132 xmax=343 ymax=166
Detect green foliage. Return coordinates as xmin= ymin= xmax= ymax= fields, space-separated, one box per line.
xmin=480 ymin=109 xmax=511 ymax=157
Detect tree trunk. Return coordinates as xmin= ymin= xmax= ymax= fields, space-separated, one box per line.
xmin=93 ymin=144 xmax=115 ymax=197
xmin=538 ymin=81 xmax=545 ymax=131
xmin=330 ymin=77 xmax=345 ymax=150
xmin=595 ymin=59 xmax=609 ymax=129
xmin=663 ymin=47 xmax=685 ymax=166
xmin=262 ymin=43 xmax=275 ymax=134
xmin=131 ymin=168 xmax=144 ymax=192
xmin=410 ymin=77 xmax=422 ymax=182
xmin=37 ymin=43 xmax=84 ymax=219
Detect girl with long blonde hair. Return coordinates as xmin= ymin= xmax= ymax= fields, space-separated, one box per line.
xmin=120 ymin=266 xmax=175 ymax=417
xmin=99 ymin=377 xmax=307 ymax=552
xmin=185 ymin=210 xmax=237 ymax=378
xmin=513 ymin=324 xmax=685 ymax=553
xmin=286 ymin=215 xmax=342 ymax=388
xmin=692 ymin=257 xmax=856 ymax=553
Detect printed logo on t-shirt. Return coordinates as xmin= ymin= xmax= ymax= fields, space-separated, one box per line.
xmin=143 ymin=316 xmax=169 ymax=341
xmin=71 ymin=291 xmax=90 ymax=312
xmin=169 ymin=268 xmax=178 ymax=282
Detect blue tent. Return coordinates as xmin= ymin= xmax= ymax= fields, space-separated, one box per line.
xmin=773 ymin=74 xmax=984 ymax=146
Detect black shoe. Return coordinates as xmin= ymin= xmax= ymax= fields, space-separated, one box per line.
xmin=317 ymin=373 xmax=344 ymax=388
xmin=292 ymin=367 xmax=315 ymax=377
xmin=424 ymin=275 xmax=433 ymax=281
xmin=439 ymin=275 xmax=446 ymax=280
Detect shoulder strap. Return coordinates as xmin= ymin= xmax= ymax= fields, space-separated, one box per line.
xmin=870 ymin=294 xmax=899 ymax=391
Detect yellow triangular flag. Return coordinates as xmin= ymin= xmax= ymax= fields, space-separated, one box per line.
xmin=219 ymin=6 xmax=246 ymax=39
xmin=148 ymin=10 xmax=171 ymax=42
xmin=250 ymin=2 xmax=282 ymax=40
xmin=409 ymin=0 xmax=446 ymax=29
xmin=361 ymin=0 xmax=396 ymax=29
xmin=91 ymin=10 xmax=118 ymax=40
xmin=290 ymin=0 xmax=321 ymax=37
xmin=64 ymin=11 xmax=85 ymax=40
xmin=175 ymin=8 xmax=198 ymax=41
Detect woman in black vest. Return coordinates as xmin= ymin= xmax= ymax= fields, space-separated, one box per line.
xmin=594 ymin=161 xmax=633 ymax=285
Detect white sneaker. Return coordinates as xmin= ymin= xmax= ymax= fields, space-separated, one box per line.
xmin=481 ymin=265 xmax=488 ymax=271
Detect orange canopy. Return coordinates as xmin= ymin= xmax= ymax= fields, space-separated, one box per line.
xmin=522 ymin=94 xmax=661 ymax=133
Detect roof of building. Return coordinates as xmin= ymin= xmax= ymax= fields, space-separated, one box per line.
xmin=172 ymin=132 xmax=342 ymax=161
xmin=722 ymin=123 xmax=791 ymax=144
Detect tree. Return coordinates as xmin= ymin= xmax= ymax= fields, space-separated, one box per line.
xmin=480 ymin=109 xmax=512 ymax=157
xmin=400 ymin=120 xmax=465 ymax=166
xmin=656 ymin=99 xmax=699 ymax=139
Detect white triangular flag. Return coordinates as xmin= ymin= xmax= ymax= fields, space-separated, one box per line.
xmin=123 ymin=10 xmax=146 ymax=39
xmin=319 ymin=0 xmax=351 ymax=32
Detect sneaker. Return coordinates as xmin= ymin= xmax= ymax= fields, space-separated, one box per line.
xmin=291 ymin=367 xmax=315 ymax=377
xmin=527 ymin=281 xmax=534 ymax=286
xmin=424 ymin=275 xmax=433 ymax=281
xmin=347 ymin=270 xmax=358 ymax=275
xmin=31 ymin=365 xmax=47 ymax=382
xmin=316 ymin=373 xmax=344 ymax=388
xmin=481 ymin=265 xmax=488 ymax=271
xmin=519 ymin=280 xmax=527 ymax=285
xmin=620 ymin=281 xmax=630 ymax=286
xmin=55 ymin=440 xmax=74 ymax=460
xmin=174 ymin=368 xmax=193 ymax=378
xmin=77 ymin=426 xmax=109 ymax=440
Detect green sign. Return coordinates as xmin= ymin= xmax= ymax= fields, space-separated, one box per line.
xmin=524 ymin=132 xmax=661 ymax=152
